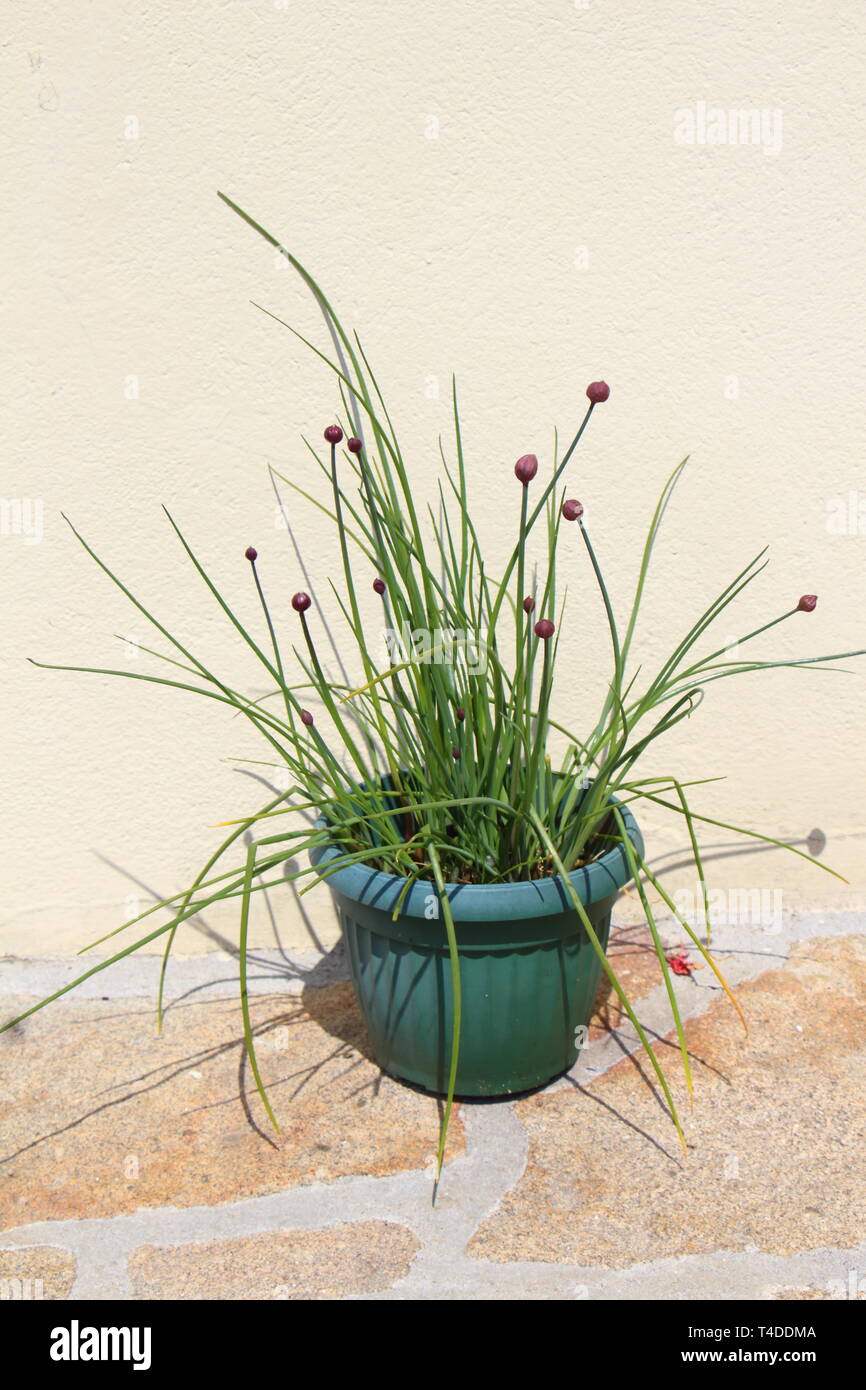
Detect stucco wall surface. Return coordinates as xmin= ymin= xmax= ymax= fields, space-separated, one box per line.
xmin=2 ymin=1 xmax=865 ymax=954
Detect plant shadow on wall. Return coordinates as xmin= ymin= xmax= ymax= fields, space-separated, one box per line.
xmin=4 ymin=191 xmax=865 ymax=1202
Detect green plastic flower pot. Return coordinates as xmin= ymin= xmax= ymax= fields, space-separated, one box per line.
xmin=309 ymin=797 xmax=642 ymax=1097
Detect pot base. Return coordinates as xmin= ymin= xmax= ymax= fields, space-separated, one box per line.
xmin=378 ymin=1058 xmax=574 ymax=1101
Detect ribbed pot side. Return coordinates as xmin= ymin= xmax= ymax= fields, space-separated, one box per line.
xmin=310 ymin=800 xmax=642 ymax=1097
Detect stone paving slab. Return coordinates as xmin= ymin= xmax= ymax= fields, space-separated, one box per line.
xmin=1 ymin=915 xmax=864 ymax=1300
xmin=0 ymin=983 xmax=462 ymax=1228
xmin=0 ymin=1245 xmax=76 ymax=1301
xmin=128 ymin=1221 xmax=419 ymax=1300
xmin=468 ymin=935 xmax=866 ymax=1268
xmin=587 ymin=920 xmax=662 ymax=1040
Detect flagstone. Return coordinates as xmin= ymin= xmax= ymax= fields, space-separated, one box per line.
xmin=0 ymin=1244 xmax=76 ymax=1300
xmin=588 ymin=921 xmax=665 ymax=1040
xmin=468 ymin=936 xmax=866 ymax=1268
xmin=128 ymin=1220 xmax=419 ymax=1300
xmin=0 ymin=983 xmax=462 ymax=1227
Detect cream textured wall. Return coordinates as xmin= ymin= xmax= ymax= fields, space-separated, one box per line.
xmin=2 ymin=0 xmax=865 ymax=958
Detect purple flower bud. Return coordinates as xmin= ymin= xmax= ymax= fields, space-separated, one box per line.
xmin=373 ymin=577 xmax=386 ymax=596
xmin=797 ymin=594 xmax=817 ymax=613
xmin=347 ymin=437 xmax=363 ymax=454
xmin=292 ymin=591 xmax=312 ymax=613
xmin=455 ymin=706 xmax=465 ymax=722
xmin=562 ymin=499 xmax=584 ymax=521
xmin=523 ymin=595 xmax=535 ymax=614
xmin=244 ymin=546 xmax=258 ymax=562
xmin=452 ymin=747 xmax=461 ymax=760
xmin=324 ymin=425 xmax=343 ymax=444
xmin=586 ymin=381 xmax=610 ymax=404
xmin=514 ymin=453 xmax=539 ymax=486
xmin=300 ymin=709 xmax=314 ymax=726
xmin=534 ymin=618 xmax=555 ymax=641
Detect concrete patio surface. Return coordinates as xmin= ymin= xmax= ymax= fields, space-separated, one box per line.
xmin=1 ymin=908 xmax=864 ymax=1301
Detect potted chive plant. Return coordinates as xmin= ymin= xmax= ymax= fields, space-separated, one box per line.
xmin=5 ymin=193 xmax=863 ymax=1193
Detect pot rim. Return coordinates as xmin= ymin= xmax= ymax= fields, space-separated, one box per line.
xmin=309 ymin=790 xmax=643 ymax=923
